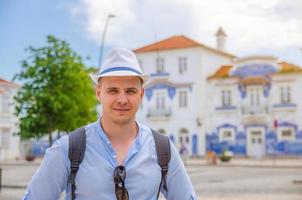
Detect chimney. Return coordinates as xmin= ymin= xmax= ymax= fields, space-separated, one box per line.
xmin=215 ymin=27 xmax=227 ymax=51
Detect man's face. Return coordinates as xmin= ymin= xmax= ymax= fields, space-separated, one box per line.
xmin=96 ymin=76 xmax=144 ymax=125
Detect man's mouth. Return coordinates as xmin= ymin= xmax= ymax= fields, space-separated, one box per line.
xmin=113 ymin=108 xmax=130 ymax=111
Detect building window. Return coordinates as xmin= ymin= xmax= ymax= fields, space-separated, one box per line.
xmin=178 ymin=57 xmax=187 ymax=74
xmin=179 ymin=128 xmax=189 ymax=145
xmin=277 ymin=127 xmax=295 ymax=141
xmin=2 ymin=93 xmax=10 ymax=113
xmin=221 ymin=90 xmax=232 ymax=107
xmin=179 ymin=91 xmax=188 ymax=108
xmin=223 ymin=131 xmax=232 ymax=138
xmin=280 ymin=86 xmax=291 ymax=104
xmin=219 ymin=128 xmax=235 ymax=142
xmin=256 ymin=88 xmax=260 ymax=105
xmin=156 ymin=57 xmax=165 ymax=73
xmin=248 ymin=87 xmax=261 ymax=106
xmin=138 ymin=59 xmax=143 ymax=72
xmin=156 ymin=92 xmax=165 ymax=109
xmin=1 ymin=128 xmax=11 ymax=149
xmin=251 ymin=88 xmax=255 ymax=106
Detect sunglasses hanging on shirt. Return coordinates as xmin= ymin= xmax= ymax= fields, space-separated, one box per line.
xmin=113 ymin=165 xmax=129 ymax=200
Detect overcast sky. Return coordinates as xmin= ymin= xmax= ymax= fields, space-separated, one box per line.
xmin=1 ymin=0 xmax=302 ymax=81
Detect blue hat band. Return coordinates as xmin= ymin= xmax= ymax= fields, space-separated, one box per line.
xmin=99 ymin=67 xmax=142 ymax=76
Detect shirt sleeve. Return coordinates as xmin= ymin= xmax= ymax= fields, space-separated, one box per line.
xmin=22 ymin=136 xmax=70 ymax=200
xmin=163 ymin=141 xmax=197 ymax=200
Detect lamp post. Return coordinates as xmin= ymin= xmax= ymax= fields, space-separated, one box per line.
xmin=98 ymin=14 xmax=116 ymax=69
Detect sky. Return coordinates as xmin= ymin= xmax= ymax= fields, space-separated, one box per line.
xmin=1 ymin=0 xmax=302 ymax=82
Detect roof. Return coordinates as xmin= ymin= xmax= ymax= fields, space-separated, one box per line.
xmin=0 ymin=77 xmax=20 ymax=88
xmin=208 ymin=61 xmax=302 ymax=81
xmin=133 ymin=35 xmax=236 ymax=58
xmin=239 ymin=77 xmax=270 ymax=85
xmin=277 ymin=62 xmax=302 ymax=74
xmin=207 ymin=65 xmax=233 ymax=80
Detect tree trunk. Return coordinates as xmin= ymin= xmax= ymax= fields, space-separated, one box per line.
xmin=49 ymin=132 xmax=53 ymax=146
xmin=57 ymin=131 xmax=61 ymax=139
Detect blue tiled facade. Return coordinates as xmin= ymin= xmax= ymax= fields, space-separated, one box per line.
xmin=207 ymin=124 xmax=302 ymax=156
xmin=207 ymin=59 xmax=302 ymax=157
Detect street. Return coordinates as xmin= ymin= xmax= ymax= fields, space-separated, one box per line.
xmin=0 ymin=161 xmax=302 ymax=200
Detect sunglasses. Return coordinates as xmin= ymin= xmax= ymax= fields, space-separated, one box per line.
xmin=113 ymin=165 xmax=129 ymax=200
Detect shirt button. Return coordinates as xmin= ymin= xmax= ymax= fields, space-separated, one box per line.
xmin=113 ymin=155 xmax=116 ymax=158
xmin=107 ymin=141 xmax=110 ymax=144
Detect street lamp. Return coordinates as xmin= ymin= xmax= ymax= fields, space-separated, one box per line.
xmin=98 ymin=14 xmax=116 ymax=69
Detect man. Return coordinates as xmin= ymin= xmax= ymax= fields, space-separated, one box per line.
xmin=23 ymin=48 xmax=196 ymax=200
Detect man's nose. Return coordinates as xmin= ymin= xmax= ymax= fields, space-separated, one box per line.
xmin=117 ymin=93 xmax=128 ymax=105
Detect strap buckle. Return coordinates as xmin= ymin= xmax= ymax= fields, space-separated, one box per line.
xmin=161 ymin=166 xmax=168 ymax=174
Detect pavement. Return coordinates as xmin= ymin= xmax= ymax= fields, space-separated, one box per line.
xmin=2 ymin=155 xmax=302 ymax=167
xmin=185 ymin=156 xmax=302 ymax=168
xmin=0 ymin=156 xmax=301 ymax=189
xmin=0 ymin=156 xmax=302 ymax=200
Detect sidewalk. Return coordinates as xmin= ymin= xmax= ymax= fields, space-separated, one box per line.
xmin=186 ymin=156 xmax=302 ymax=168
xmin=0 ymin=157 xmax=43 ymax=166
xmin=1 ymin=156 xmax=302 ymax=168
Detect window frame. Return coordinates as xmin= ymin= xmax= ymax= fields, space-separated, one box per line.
xmin=179 ymin=90 xmax=188 ymax=108
xmin=219 ymin=127 xmax=235 ymax=142
xmin=277 ymin=127 xmax=295 ymax=141
xmin=178 ymin=56 xmax=187 ymax=74
xmin=156 ymin=57 xmax=165 ymax=73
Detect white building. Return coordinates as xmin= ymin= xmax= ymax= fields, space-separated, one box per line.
xmin=134 ymin=31 xmax=235 ymax=156
xmin=206 ymin=56 xmax=302 ymax=157
xmin=0 ymin=77 xmax=20 ymax=161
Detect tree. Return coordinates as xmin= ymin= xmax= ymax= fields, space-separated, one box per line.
xmin=14 ymin=35 xmax=97 ymax=145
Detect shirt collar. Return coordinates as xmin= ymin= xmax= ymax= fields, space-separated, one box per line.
xmin=95 ymin=118 xmax=143 ymax=149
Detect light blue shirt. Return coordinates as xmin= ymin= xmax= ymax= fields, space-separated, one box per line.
xmin=23 ymin=119 xmax=196 ymax=200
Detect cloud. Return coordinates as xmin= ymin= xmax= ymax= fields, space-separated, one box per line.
xmin=68 ymin=0 xmax=302 ymax=57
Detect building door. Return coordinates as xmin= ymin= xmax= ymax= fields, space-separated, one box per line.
xmin=247 ymin=128 xmax=265 ymax=158
xmin=192 ymin=134 xmax=198 ymax=155
xmin=178 ymin=128 xmax=190 ymax=155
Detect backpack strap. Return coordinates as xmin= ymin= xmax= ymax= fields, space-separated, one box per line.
xmin=151 ymin=129 xmax=171 ymax=199
xmin=68 ymin=127 xmax=86 ymax=200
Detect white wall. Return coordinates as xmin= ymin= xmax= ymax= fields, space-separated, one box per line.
xmin=0 ymin=83 xmax=20 ymax=161
xmin=136 ymin=46 xmax=234 ymax=156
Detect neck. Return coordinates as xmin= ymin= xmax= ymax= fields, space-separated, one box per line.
xmin=100 ymin=117 xmax=138 ymax=142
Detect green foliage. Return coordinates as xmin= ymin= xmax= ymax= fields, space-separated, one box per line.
xmin=14 ymin=35 xmax=97 ymax=143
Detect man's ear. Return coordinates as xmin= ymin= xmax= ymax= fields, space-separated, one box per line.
xmin=95 ymin=84 xmax=102 ymax=102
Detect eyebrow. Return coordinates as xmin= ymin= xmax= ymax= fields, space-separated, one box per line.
xmin=106 ymin=87 xmax=138 ymax=91
xmin=106 ymin=87 xmax=119 ymax=90
xmin=126 ymin=87 xmax=138 ymax=91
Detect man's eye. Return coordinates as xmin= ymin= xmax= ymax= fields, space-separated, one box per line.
xmin=108 ymin=90 xmax=118 ymax=94
xmin=127 ymin=90 xmax=136 ymax=94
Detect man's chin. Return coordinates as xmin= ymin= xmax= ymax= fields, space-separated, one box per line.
xmin=112 ymin=116 xmax=133 ymax=125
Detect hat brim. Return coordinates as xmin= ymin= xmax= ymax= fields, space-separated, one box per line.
xmin=90 ymin=71 xmax=149 ymax=86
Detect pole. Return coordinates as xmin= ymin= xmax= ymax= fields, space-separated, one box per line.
xmin=0 ymin=148 xmax=1 ymax=192
xmin=98 ymin=14 xmax=116 ymax=70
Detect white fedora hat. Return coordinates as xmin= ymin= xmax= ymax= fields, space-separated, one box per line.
xmin=90 ymin=48 xmax=149 ymax=85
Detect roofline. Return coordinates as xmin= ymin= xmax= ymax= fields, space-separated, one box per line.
xmin=0 ymin=78 xmax=21 ymax=88
xmin=272 ymin=71 xmax=302 ymax=76
xmin=133 ymin=35 xmax=236 ymax=58
xmin=207 ymin=76 xmax=238 ymax=81
xmin=235 ymin=55 xmax=277 ymax=63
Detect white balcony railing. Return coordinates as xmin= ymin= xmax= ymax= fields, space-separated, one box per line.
xmin=147 ymin=107 xmax=172 ymax=118
xmin=241 ymin=104 xmax=269 ymax=115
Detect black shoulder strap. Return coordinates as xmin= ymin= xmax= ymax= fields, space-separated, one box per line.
xmin=68 ymin=127 xmax=86 ymax=200
xmin=151 ymin=129 xmax=171 ymax=199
